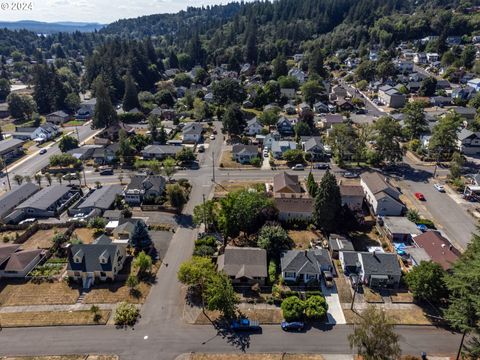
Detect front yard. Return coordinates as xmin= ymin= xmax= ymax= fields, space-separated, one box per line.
xmin=0 ymin=281 xmax=79 ymax=306
xmin=194 ymin=307 xmax=283 ymax=325
xmin=219 ymin=150 xmax=259 ymax=169
xmin=214 ymin=181 xmax=264 ymax=198
xmin=0 ymin=310 xmax=110 ymax=327
xmin=343 ymin=307 xmax=433 ymax=325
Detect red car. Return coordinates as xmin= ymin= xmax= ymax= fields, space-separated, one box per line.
xmin=414 ymin=192 xmax=425 ymax=201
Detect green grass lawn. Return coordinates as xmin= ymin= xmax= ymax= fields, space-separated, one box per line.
xmin=63 ymin=120 xmax=85 ymax=127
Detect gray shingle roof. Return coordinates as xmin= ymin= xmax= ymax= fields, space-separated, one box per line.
xmin=67 ymin=238 xmax=119 ymax=273
xmin=217 ymin=246 xmax=267 ymax=279
xmin=0 ymin=183 xmax=40 ymax=219
xmin=141 ymin=145 xmax=183 ymax=157
xmin=126 ymin=174 xmax=166 ymax=193
xmin=273 ymin=172 xmax=302 ymax=193
xmin=281 ymin=249 xmax=331 ymax=275
xmin=78 ymin=185 xmax=123 ymax=211
xmin=328 ymin=234 xmax=354 ymax=252
xmin=16 ymin=185 xmax=73 ymax=211
xmin=0 ymin=138 xmax=24 ymax=154
xmin=360 ymin=252 xmax=402 ymax=277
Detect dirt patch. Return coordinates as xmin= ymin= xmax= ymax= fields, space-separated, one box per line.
xmin=214 ymin=180 xmax=264 ymax=198
xmin=0 ymin=231 xmax=25 ymax=244
xmin=343 ymin=307 xmax=433 ymax=325
xmin=0 ymin=310 xmax=110 ymax=327
xmin=195 ymin=307 xmax=283 ymax=325
xmin=363 ymin=288 xmax=384 ymax=303
xmin=72 ymin=228 xmax=96 ymax=244
xmin=333 ymin=264 xmax=353 ymax=304
xmin=390 ymin=291 xmax=414 ymax=303
xmin=288 ymin=230 xmax=320 ymax=250
xmin=349 ymin=230 xmax=382 ymax=252
xmin=0 ymin=281 xmax=79 ymax=306
xmin=191 ymin=354 xmax=325 ymax=360
xmin=21 ymin=228 xmax=68 ymax=250
xmin=219 ymin=150 xmax=258 ymax=169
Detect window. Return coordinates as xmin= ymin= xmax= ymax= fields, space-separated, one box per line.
xmin=100 ymin=272 xmax=106 ymax=277
xmin=284 ymin=272 xmax=296 ymax=279
xmin=306 ymin=274 xmax=316 ymax=280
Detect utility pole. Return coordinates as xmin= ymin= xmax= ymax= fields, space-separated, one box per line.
xmin=202 ymin=193 xmax=207 ymax=233
xmin=212 ymin=151 xmax=215 ymax=183
xmin=76 ymin=126 xmax=88 ymax=187
xmin=456 ymin=329 xmax=467 ymax=360
xmin=350 ymin=277 xmax=360 ymax=311
xmin=1 ymin=157 xmax=11 ymax=191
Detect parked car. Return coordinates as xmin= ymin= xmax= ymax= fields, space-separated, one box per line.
xmin=434 ymin=183 xmax=445 ymax=192
xmin=414 ymin=192 xmax=426 ymax=201
xmin=281 ymin=321 xmax=304 ymax=332
xmin=292 ymin=164 xmax=305 ymax=171
xmin=416 ymin=224 xmax=428 ymax=232
xmin=349 ymin=273 xmax=360 ymax=289
xmin=197 ymin=145 xmax=205 ymax=153
xmin=39 ymin=149 xmax=47 ymax=155
xmin=355 ymin=108 xmax=367 ymax=114
xmin=99 ymin=167 xmax=113 ymax=175
xmin=210 ymin=134 xmax=215 ymax=140
xmin=18 ymin=218 xmax=37 ymax=226
xmin=63 ymin=173 xmax=79 ymax=180
xmin=343 ymin=171 xmax=359 ymax=178
xmin=314 ymin=163 xmax=330 ymax=169
xmin=230 ymin=318 xmax=261 ymax=331
xmin=323 ymin=270 xmax=334 ymax=288
xmin=263 ymin=151 xmax=269 ymax=158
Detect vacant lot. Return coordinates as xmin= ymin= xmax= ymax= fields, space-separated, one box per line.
xmin=343 ymin=307 xmax=433 ymax=325
xmin=72 ymin=228 xmax=96 ymax=244
xmin=214 ymin=181 xmax=264 ymax=197
xmin=0 ymin=310 xmax=110 ymax=327
xmin=21 ymin=228 xmax=68 ymax=250
xmin=0 ymin=281 xmax=79 ymax=306
xmin=288 ymin=230 xmax=319 ymax=250
xmin=192 ymin=354 xmax=325 ymax=360
xmin=195 ymin=307 xmax=283 ymax=325
xmin=219 ymin=150 xmax=258 ymax=169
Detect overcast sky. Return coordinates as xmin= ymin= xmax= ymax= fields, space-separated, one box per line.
xmin=5 ymin=0 xmax=253 ymax=23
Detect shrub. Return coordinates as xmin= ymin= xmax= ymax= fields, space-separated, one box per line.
xmin=114 ymin=301 xmax=139 ymax=326
xmin=406 ymin=209 xmax=420 ymax=223
xmin=195 ymin=236 xmax=217 ymax=247
xmin=416 ymin=218 xmax=435 ymax=229
xmin=250 ymin=157 xmax=262 ymax=167
xmin=193 ymin=244 xmax=216 ymax=257
xmin=281 ymin=296 xmax=305 ymax=322
xmin=305 ymin=290 xmax=323 ymax=299
xmin=268 ymin=259 xmax=277 ymax=284
xmin=2 ymin=235 xmax=10 ymax=243
xmin=304 ymin=295 xmax=328 ymax=321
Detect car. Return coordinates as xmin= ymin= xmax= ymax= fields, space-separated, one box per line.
xmin=230 ymin=318 xmax=261 ymax=331
xmin=99 ymin=168 xmax=113 ymax=175
xmin=291 ymin=164 xmax=305 ymax=171
xmin=210 ymin=134 xmax=215 ymax=140
xmin=39 ymin=149 xmax=47 ymax=155
xmin=355 ymin=108 xmax=367 ymax=114
xmin=416 ymin=224 xmax=428 ymax=232
xmin=323 ymin=270 xmax=334 ymax=288
xmin=197 ymin=145 xmax=205 ymax=153
xmin=414 ymin=192 xmax=426 ymax=201
xmin=263 ymin=152 xmax=269 ymax=158
xmin=343 ymin=171 xmax=359 ymax=178
xmin=63 ymin=173 xmax=78 ymax=180
xmin=212 ymin=129 xmax=217 ymax=135
xmin=281 ymin=321 xmax=304 ymax=332
xmin=313 ymin=163 xmax=330 ymax=169
xmin=18 ymin=218 xmax=37 ymax=226
xmin=434 ymin=183 xmax=445 ymax=192
xmin=349 ymin=273 xmax=360 ymax=289
xmin=73 ymin=213 xmax=85 ymax=219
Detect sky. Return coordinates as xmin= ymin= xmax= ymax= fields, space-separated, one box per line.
xmin=1 ymin=0 xmax=254 ymax=24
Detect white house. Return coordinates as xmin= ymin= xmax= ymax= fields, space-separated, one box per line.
xmin=426 ymin=53 xmax=440 ymax=63
xmin=182 ymin=123 xmax=203 ymax=143
xmin=467 ymin=78 xmax=480 ymax=92
xmin=245 ymin=117 xmax=263 ymax=136
xmin=288 ymin=68 xmax=307 ymax=84
xmin=360 ymin=171 xmax=405 ymax=216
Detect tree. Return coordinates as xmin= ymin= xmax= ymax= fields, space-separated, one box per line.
xmin=55 ymin=173 xmax=63 ymax=184
xmin=44 ymin=173 xmax=52 ymax=186
xmin=462 ymin=45 xmax=476 ymax=69
xmin=166 ymin=183 xmax=187 ymax=213
xmin=92 ymin=76 xmax=117 ymax=129
xmin=193 ymin=98 xmax=208 ymax=120
xmin=278 ymin=76 xmax=300 ymax=90
xmin=429 ymin=112 xmax=462 ymax=160
xmin=130 ymin=220 xmax=152 ymax=250
xmin=282 ymin=149 xmax=304 ymax=164
xmin=355 ymin=60 xmax=376 ymax=82
xmin=328 ymin=123 xmax=358 ymax=165
xmin=304 ymin=295 xmax=328 ymax=320
xmin=176 ymin=147 xmax=195 ymax=163
xmin=306 ymin=172 xmax=318 ymax=197
xmin=148 ymin=115 xmax=159 ymax=142
xmin=58 ymin=135 xmax=79 ymax=153
xmin=374 ymin=116 xmax=403 ymax=164
xmin=65 ymin=93 xmax=81 ymax=114
xmin=0 ymin=78 xmax=10 ymax=101
xmin=376 ymin=60 xmax=397 ymax=79
xmin=13 ymin=174 xmax=23 ymax=185
xmin=173 ymin=73 xmax=192 ymax=88
xmin=349 ymin=306 xmax=401 ymax=360
xmin=419 ymin=77 xmax=437 ymax=97
xmin=301 ymin=80 xmax=324 ymax=106
xmin=204 ymin=272 xmax=239 ymax=319
xmin=212 ymin=78 xmax=245 ymax=104
xmin=193 ymin=199 xmax=216 ymax=230
xmin=126 ymin=274 xmax=139 ymax=295
xmin=258 ymin=109 xmax=279 ymax=126
xmin=114 ymin=301 xmax=139 ymax=326
xmin=294 ymin=121 xmax=311 ymax=137
xmin=257 ymin=224 xmax=291 ymax=258
xmin=155 ymin=90 xmax=175 ymax=108
xmin=405 ymin=261 xmax=448 ymax=303
xmin=313 ymin=171 xmax=342 ymax=234
xmin=162 ymin=157 xmax=177 ymax=180
xmin=7 ymin=93 xmax=36 ymax=120
xmin=90 ymin=304 xmax=101 ymax=322
xmin=178 ymin=256 xmax=216 ymax=287
xmin=117 ymin=130 xmax=135 ymax=165
xmin=281 ymin=296 xmax=305 ymax=322
xmin=272 ymin=54 xmax=288 ymax=79
xmin=34 ymin=174 xmax=42 ymax=187
xmin=222 ymin=104 xmax=243 ymax=136
xmin=308 ymin=48 xmax=325 ymax=77
xmin=449 ymin=152 xmax=464 ymax=180
xmin=244 ymin=17 xmax=257 ymax=64
xmin=133 ymin=251 xmax=153 ymax=277
xmin=403 ymin=101 xmax=427 ymax=140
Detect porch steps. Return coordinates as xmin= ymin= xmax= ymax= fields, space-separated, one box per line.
xmin=76 ymin=289 xmax=88 ymax=304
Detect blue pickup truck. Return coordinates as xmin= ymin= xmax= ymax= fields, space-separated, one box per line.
xmin=230 ymin=318 xmax=261 ymax=331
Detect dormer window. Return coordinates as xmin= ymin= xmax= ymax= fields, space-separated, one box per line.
xmin=99 ymin=249 xmax=109 ymax=264
xmin=73 ymin=249 xmax=84 ymax=263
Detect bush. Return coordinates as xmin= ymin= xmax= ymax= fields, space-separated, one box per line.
xmin=268 ymin=259 xmax=277 ymax=284
xmin=281 ymin=296 xmax=305 ymax=322
xmin=304 ymin=295 xmax=328 ymax=321
xmin=195 ymin=236 xmax=217 ymax=247
xmin=114 ymin=301 xmax=139 ymax=326
xmin=250 ymin=157 xmax=262 ymax=167
xmin=282 ymin=290 xmax=300 ymax=299
xmin=406 ymin=209 xmax=420 ymax=223
xmin=416 ymin=218 xmax=435 ymax=229
xmin=305 ymin=290 xmax=323 ymax=299
xmin=193 ymin=244 xmax=216 ymax=257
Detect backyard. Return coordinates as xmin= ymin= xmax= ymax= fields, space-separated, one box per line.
xmin=288 ymin=230 xmax=320 ymax=250
xmin=21 ymin=228 xmax=69 ymax=250
xmin=71 ymin=228 xmax=96 ymax=244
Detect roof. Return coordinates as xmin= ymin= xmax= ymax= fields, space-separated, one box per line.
xmin=0 ymin=183 xmax=40 ymax=218
xmin=126 ymin=174 xmax=166 ymax=193
xmin=340 ymin=184 xmax=364 ymax=197
xmin=0 ymin=248 xmax=43 ymax=272
xmin=413 ymin=231 xmax=460 ymax=270
xmin=458 ymin=128 xmax=477 ymax=141
xmin=246 ymin=118 xmax=261 ymax=127
xmin=78 ymin=185 xmax=123 ymax=211
xmin=182 ymin=123 xmax=203 ymax=135
xmin=303 ymin=137 xmax=324 ymax=152
xmin=0 ymin=138 xmax=24 ymax=154
xmin=16 ymin=185 xmax=72 ymax=211
xmin=360 ymin=252 xmax=402 ymax=277
xmin=217 ymin=246 xmax=267 ymax=279
xmin=141 ymin=145 xmax=183 ymax=156
xmin=232 ymin=144 xmax=258 ymax=156
xmin=281 ymin=249 xmax=332 ymax=275
xmin=271 ymin=140 xmax=296 ymax=153
xmin=47 ymin=110 xmax=69 ymax=118
xmin=383 ymin=216 xmax=422 ymax=236
xmin=67 ymin=240 xmax=119 ymax=273
xmin=274 ymin=196 xmax=313 ymax=215
xmin=404 ymin=247 xmax=431 ymax=264
xmin=324 ymin=114 xmax=343 ymax=124
xmin=273 ymin=172 xmax=302 ymax=194
xmin=0 ymin=244 xmax=20 ymax=266
xmin=361 ymin=171 xmax=401 ymax=199
xmin=329 ymin=234 xmax=354 ymax=252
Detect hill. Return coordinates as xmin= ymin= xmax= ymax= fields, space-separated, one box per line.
xmin=0 ymin=20 xmax=104 ymax=33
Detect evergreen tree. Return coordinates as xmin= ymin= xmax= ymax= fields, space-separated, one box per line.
xmin=244 ymin=17 xmax=258 ymax=64
xmin=130 ymin=220 xmax=152 ymax=250
xmin=308 ymin=48 xmax=325 ymax=77
xmin=272 ymin=54 xmax=288 ymax=79
xmin=222 ymin=104 xmax=244 ymax=136
xmin=374 ymin=116 xmax=403 ymax=164
xmin=306 ymin=172 xmax=318 ymax=197
xmin=403 ymin=101 xmax=427 ymax=140
xmin=93 ymin=76 xmax=117 ymax=129
xmin=122 ymin=73 xmax=140 ymax=111
xmin=32 ymin=64 xmax=54 ymax=114
xmin=313 ymin=171 xmax=342 ymax=234
xmin=168 ymin=50 xmax=179 ymax=69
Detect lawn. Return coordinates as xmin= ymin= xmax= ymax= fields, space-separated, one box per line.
xmin=195 ymin=308 xmax=283 ymax=325
xmin=288 ymin=230 xmax=319 ymax=250
xmin=21 ymin=228 xmax=68 ymax=250
xmin=214 ymin=180 xmax=264 ymax=197
xmin=72 ymin=228 xmax=96 ymax=244
xmin=343 ymin=307 xmax=433 ymax=325
xmin=0 ymin=310 xmax=110 ymax=327
xmin=390 ymin=291 xmax=414 ymax=303
xmin=0 ymin=281 xmax=79 ymax=306
xmin=192 ymin=354 xmax=325 ymax=360
xmin=219 ymin=150 xmax=258 ymax=169
xmin=63 ymin=120 xmax=85 ymax=127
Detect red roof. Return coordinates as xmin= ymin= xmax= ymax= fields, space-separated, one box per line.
xmin=413 ymin=231 xmax=460 ymax=271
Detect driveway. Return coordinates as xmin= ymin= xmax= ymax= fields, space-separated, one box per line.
xmin=321 ymin=282 xmax=346 ymax=325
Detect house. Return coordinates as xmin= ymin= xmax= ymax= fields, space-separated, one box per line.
xmin=244 ymin=117 xmax=263 ymax=136
xmin=271 ymin=140 xmax=297 ymax=159
xmin=112 ymin=218 xmax=141 ymax=241
xmin=378 ymin=85 xmax=406 ymax=108
xmin=284 ymin=104 xmax=296 ymax=115
xmin=369 ymin=51 xmax=378 ymax=62
xmin=293 ymin=53 xmax=304 ymax=62
xmin=280 ymin=88 xmax=296 ymax=99
xmin=276 ymin=116 xmax=294 ymax=136
xmin=336 ymin=99 xmax=354 ymax=111
xmin=298 ymin=102 xmax=311 ymax=115
xmin=339 ymin=251 xmax=402 ymax=288
xmin=217 ymin=246 xmax=267 ymax=286
xmin=328 ymin=234 xmax=354 ymax=259
xmin=76 ymin=99 xmax=96 ymax=120
xmin=452 ymin=86 xmax=476 ymax=101
xmin=263 ymin=132 xmax=281 ymax=150
xmin=46 ymin=110 xmax=70 ymax=125
xmin=13 ymin=185 xmax=80 ymax=219
xmin=458 ymin=128 xmax=480 ymax=155
xmin=0 ymin=244 xmax=44 ymax=278
xmin=231 ymin=144 xmax=259 ymax=164
xmin=313 ymin=101 xmax=329 ymax=114
xmin=382 ymin=216 xmax=422 ymax=242
xmin=0 ymin=138 xmax=24 ymax=161
xmin=301 ymin=137 xmax=324 ymax=160
xmin=273 ymin=172 xmax=302 ymax=194
xmin=124 ymin=174 xmax=166 ymax=205
xmin=0 ymin=183 xmax=40 ymax=220
xmin=436 ymin=79 xmax=451 ymax=90
xmin=182 ymin=123 xmax=203 ymax=143
xmin=430 ymin=96 xmax=452 ymax=107
xmin=454 ymin=107 xmax=477 ymax=122
xmin=339 ymin=184 xmax=364 ymax=212
xmin=67 ymin=146 xmax=97 ymax=161
xmin=414 ymin=53 xmax=427 ymax=64
xmin=467 ymin=78 xmax=480 ymax=92
xmin=0 ymin=103 xmax=9 ymax=118
xmin=67 ymin=235 xmax=127 ymax=288
xmin=274 ymin=195 xmax=313 ymax=221
xmin=74 ymin=185 xmax=123 ymax=216
xmin=331 ymin=85 xmax=348 ymax=99
xmin=413 ymin=231 xmax=460 ymax=271
xmin=102 ymin=122 xmax=135 ymax=141
xmin=92 ymin=143 xmax=119 ymax=165
xmin=141 ymin=145 xmax=183 ymax=160
xmin=426 ymin=53 xmax=440 ymax=63
xmin=360 ymin=172 xmax=405 ymax=216
xmin=321 ymin=114 xmax=343 ymax=129
xmin=281 ymin=249 xmax=333 ymax=283
xmin=395 ymin=60 xmax=414 ymax=73
xmin=12 ymin=123 xmax=59 ymax=142
xmin=288 ymin=68 xmax=307 ymax=84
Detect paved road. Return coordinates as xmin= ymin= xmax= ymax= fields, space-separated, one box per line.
xmin=337 ymin=79 xmax=385 ymax=117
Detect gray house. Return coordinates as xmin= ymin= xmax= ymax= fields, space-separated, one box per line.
xmin=360 ymin=172 xmax=404 ymax=216
xmin=0 ymin=138 xmax=24 ymax=162
xmin=378 ymin=86 xmax=406 ymax=108
xmin=0 ymin=183 xmax=40 ymax=220
xmin=0 ymin=244 xmax=44 ymax=278
xmin=217 ymin=246 xmax=267 ymax=286
xmin=281 ymin=249 xmax=333 ymax=283
xmin=46 ymin=110 xmax=70 ymax=125
xmin=141 ymin=145 xmax=183 ymax=160
xmin=301 ymin=136 xmax=324 ymax=160
xmin=271 ymin=140 xmax=297 ymax=159
xmin=124 ymin=174 xmax=166 ymax=205
xmin=74 ymin=185 xmax=123 ymax=216
xmin=231 ymin=144 xmax=259 ymax=164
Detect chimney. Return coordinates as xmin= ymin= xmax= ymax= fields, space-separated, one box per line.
xmin=449 ymin=244 xmax=453 ymax=251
